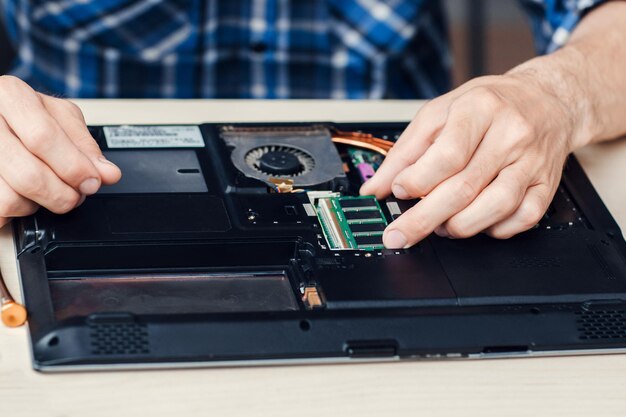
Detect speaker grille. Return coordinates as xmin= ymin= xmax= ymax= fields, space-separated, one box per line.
xmin=576 ymin=310 xmax=626 ymax=340
xmin=89 ymin=322 xmax=150 ymax=355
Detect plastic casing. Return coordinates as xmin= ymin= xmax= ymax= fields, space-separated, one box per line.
xmin=12 ymin=122 xmax=626 ymax=372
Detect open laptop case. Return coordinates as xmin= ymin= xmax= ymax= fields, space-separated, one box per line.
xmin=13 ymin=122 xmax=626 ymax=372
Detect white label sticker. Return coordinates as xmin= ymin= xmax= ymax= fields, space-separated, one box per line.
xmin=103 ymin=125 xmax=205 ymax=148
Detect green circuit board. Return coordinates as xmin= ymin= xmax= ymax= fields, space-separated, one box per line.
xmin=316 ymin=195 xmax=388 ymax=251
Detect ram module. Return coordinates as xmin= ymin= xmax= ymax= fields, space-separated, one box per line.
xmin=316 ymin=196 xmax=388 ymax=250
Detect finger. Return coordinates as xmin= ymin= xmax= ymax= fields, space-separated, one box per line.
xmin=485 ymin=183 xmax=556 ymax=239
xmin=360 ymin=96 xmax=450 ymax=198
xmin=0 ymin=117 xmax=82 ymax=214
xmin=360 ymin=79 xmax=503 ymax=199
xmin=390 ymin=97 xmax=494 ymax=199
xmin=382 ymin=145 xmax=504 ymax=248
xmin=0 ymin=176 xmax=39 ymax=218
xmin=437 ymin=163 xmax=531 ymax=238
xmin=0 ymin=76 xmax=101 ymax=194
xmin=40 ymin=95 xmax=122 ymax=185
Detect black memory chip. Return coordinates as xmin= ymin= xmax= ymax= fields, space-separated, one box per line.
xmin=354 ymin=235 xmax=384 ymax=246
xmin=349 ymin=223 xmax=386 ymax=233
xmin=339 ymin=198 xmax=378 ymax=209
xmin=344 ymin=210 xmax=382 ymax=220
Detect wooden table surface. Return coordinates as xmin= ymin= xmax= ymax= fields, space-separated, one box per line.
xmin=2 ymin=100 xmax=626 ymax=417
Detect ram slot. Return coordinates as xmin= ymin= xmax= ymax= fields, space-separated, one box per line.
xmin=317 ymin=198 xmax=354 ymax=250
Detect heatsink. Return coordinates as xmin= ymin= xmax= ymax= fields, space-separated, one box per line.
xmin=221 ymin=126 xmax=346 ymax=188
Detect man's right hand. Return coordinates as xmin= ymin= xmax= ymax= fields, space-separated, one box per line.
xmin=0 ymin=75 xmax=122 ymax=228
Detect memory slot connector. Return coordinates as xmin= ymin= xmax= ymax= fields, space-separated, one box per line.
xmin=317 ymin=198 xmax=355 ymax=250
xmin=315 ymin=195 xmax=388 ymax=251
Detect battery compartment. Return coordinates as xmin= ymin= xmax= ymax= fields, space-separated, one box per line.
xmin=49 ymin=272 xmax=298 ymax=321
xmin=43 ymin=240 xmax=304 ymax=321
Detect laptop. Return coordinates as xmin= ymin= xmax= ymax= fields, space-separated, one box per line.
xmin=13 ymin=122 xmax=626 ymax=372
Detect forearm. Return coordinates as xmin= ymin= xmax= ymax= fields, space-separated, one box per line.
xmin=509 ymin=1 xmax=626 ymax=148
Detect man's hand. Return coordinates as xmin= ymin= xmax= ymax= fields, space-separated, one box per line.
xmin=362 ymin=1 xmax=626 ymax=249
xmin=361 ymin=66 xmax=591 ymax=248
xmin=0 ymin=75 xmax=121 ymax=228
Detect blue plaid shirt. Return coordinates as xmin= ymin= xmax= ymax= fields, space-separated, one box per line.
xmin=0 ymin=0 xmax=607 ymax=99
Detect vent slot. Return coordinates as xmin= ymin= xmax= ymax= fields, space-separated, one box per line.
xmin=89 ymin=322 xmax=150 ymax=355
xmin=576 ymin=310 xmax=626 ymax=340
xmin=587 ymin=244 xmax=616 ymax=280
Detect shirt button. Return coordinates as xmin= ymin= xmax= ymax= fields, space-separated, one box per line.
xmin=250 ymin=42 xmax=268 ymax=53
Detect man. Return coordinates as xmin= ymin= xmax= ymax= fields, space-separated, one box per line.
xmin=0 ymin=0 xmax=625 ymax=250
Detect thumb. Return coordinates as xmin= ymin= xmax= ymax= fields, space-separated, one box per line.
xmin=40 ymin=95 xmax=122 ymax=185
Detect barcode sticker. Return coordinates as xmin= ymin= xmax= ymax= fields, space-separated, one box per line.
xmin=103 ymin=125 xmax=205 ymax=148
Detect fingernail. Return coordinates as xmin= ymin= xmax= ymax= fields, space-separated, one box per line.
xmin=98 ymin=157 xmax=118 ymax=168
xmin=384 ymin=229 xmax=407 ymax=249
xmin=392 ymin=184 xmax=409 ymax=199
xmin=434 ymin=225 xmax=449 ymax=238
xmin=79 ymin=178 xmax=100 ymax=195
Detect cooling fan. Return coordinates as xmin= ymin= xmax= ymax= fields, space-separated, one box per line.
xmin=221 ymin=126 xmax=347 ymax=188
xmin=244 ymin=145 xmax=316 ymax=177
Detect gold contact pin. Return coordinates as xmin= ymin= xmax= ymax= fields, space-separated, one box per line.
xmin=302 ymin=286 xmax=323 ymax=309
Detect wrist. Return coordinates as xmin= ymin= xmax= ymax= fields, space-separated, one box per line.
xmin=507 ymin=46 xmax=601 ymax=150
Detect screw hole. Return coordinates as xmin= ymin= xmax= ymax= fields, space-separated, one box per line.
xmin=299 ymin=320 xmax=311 ymax=331
xmin=48 ymin=336 xmax=60 ymax=347
xmin=530 ymin=307 xmax=541 ymax=315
